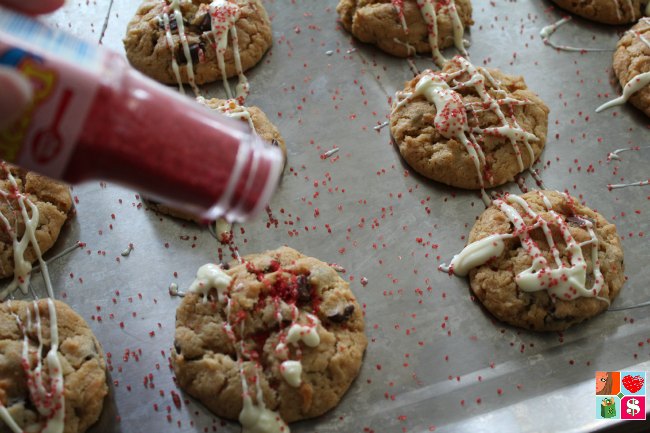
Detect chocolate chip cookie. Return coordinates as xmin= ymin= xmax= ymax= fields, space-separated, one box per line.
xmin=550 ymin=0 xmax=643 ymax=25
xmin=337 ymin=0 xmax=473 ymax=63
xmin=124 ymin=0 xmax=272 ymax=86
xmin=0 ymin=299 xmax=108 ymax=433
xmin=599 ymin=17 xmax=650 ymax=117
xmin=0 ymin=164 xmax=72 ymax=281
xmin=457 ymin=190 xmax=624 ymax=331
xmin=172 ymin=246 xmax=367 ymax=424
xmin=390 ymin=56 xmax=549 ymax=192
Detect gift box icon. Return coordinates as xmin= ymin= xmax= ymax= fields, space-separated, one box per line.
xmin=601 ymin=397 xmax=617 ymax=418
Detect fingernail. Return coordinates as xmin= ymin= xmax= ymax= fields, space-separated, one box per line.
xmin=0 ymin=68 xmax=33 ymax=129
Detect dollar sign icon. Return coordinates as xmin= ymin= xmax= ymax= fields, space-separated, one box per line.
xmin=626 ymin=398 xmax=640 ymax=417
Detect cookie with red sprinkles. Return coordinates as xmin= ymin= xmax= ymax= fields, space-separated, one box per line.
xmin=549 ymin=0 xmax=643 ymax=25
xmin=390 ymin=56 xmax=549 ymax=191
xmin=0 ymin=300 xmax=108 ymax=433
xmin=336 ymin=0 xmax=473 ymax=59
xmin=172 ymin=246 xmax=367 ymax=425
xmin=124 ymin=0 xmax=272 ymax=86
xmin=458 ymin=190 xmax=624 ymax=331
xmin=605 ymin=18 xmax=650 ymax=118
xmin=0 ymin=164 xmax=73 ymax=280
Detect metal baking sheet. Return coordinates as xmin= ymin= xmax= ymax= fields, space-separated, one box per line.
xmin=21 ymin=1 xmax=650 ymax=432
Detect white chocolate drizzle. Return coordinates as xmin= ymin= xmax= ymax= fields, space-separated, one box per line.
xmin=613 ymin=0 xmax=638 ymax=21
xmin=0 ymin=165 xmax=67 ymax=431
xmin=0 ymin=166 xmax=54 ymax=300
xmin=0 ymin=300 xmax=65 ymax=433
xmin=390 ymin=0 xmax=467 ymax=64
xmin=274 ymin=312 xmax=320 ymax=360
xmin=0 ymin=407 xmax=21 ymax=433
xmin=239 ymin=370 xmax=289 ymax=433
xmin=187 ymin=263 xmax=232 ymax=302
xmin=198 ymin=97 xmax=257 ymax=131
xmin=280 ymin=360 xmax=302 ymax=388
xmin=284 ymin=314 xmax=320 ymax=347
xmin=607 ymin=145 xmax=650 ymax=162
xmin=415 ymin=0 xmax=467 ymax=66
xmin=596 ymin=18 xmax=650 ymax=113
xmin=539 ymin=17 xmax=612 ymax=52
xmin=635 ymin=18 xmax=650 ymax=48
xmin=608 ymin=179 xmax=650 ymax=189
xmin=441 ymin=192 xmax=608 ymax=303
xmin=392 ymin=56 xmax=538 ymax=206
xmin=596 ymin=72 xmax=650 ymax=112
xmin=162 ymin=0 xmax=201 ymax=95
xmin=160 ymin=9 xmax=184 ymax=93
xmin=214 ymin=217 xmax=233 ymax=243
xmin=187 ymin=261 xmax=300 ymax=432
xmin=207 ymin=0 xmax=250 ymax=103
xmin=440 ymin=233 xmax=512 ymax=276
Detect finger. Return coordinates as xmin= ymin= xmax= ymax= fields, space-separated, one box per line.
xmin=0 ymin=67 xmax=33 ymax=130
xmin=0 ymin=0 xmax=65 ymax=15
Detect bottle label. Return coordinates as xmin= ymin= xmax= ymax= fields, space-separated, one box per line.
xmin=0 ymin=8 xmax=102 ymax=178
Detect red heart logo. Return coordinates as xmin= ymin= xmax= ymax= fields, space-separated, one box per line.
xmin=622 ymin=375 xmax=645 ymax=394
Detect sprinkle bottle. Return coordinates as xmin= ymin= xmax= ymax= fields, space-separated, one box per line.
xmin=0 ymin=7 xmax=283 ymax=222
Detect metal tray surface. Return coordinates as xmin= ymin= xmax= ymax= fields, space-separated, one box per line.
xmin=22 ymin=0 xmax=650 ymax=432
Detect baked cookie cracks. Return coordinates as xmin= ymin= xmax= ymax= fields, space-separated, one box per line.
xmin=172 ymin=247 xmax=367 ymax=430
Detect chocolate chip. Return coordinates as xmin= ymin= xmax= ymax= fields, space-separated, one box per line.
xmin=265 ymin=260 xmax=281 ymax=273
xmin=271 ymin=139 xmax=280 ymax=147
xmin=327 ymin=305 xmax=355 ymax=323
xmin=174 ymin=341 xmax=181 ymax=354
xmin=158 ymin=14 xmax=179 ymax=31
xmin=221 ymin=263 xmax=230 ymax=270
xmin=197 ymin=13 xmax=212 ymax=32
xmin=296 ymin=275 xmax=311 ymax=303
xmin=566 ymin=215 xmax=595 ymax=227
xmin=177 ymin=43 xmax=203 ymax=65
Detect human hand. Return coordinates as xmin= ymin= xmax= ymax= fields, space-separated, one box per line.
xmin=0 ymin=0 xmax=65 ymax=129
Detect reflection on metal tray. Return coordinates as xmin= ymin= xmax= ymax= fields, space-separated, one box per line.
xmin=22 ymin=0 xmax=650 ymax=432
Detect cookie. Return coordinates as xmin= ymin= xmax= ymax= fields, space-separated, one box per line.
xmin=0 ymin=163 xmax=72 ymax=284
xmin=145 ymin=97 xmax=286 ymax=223
xmin=0 ymin=299 xmax=108 ymax=433
xmin=596 ymin=18 xmax=650 ymax=117
xmin=446 ymin=190 xmax=624 ymax=331
xmin=337 ymin=0 xmax=473 ymax=64
xmin=390 ymin=56 xmax=549 ymax=197
xmin=549 ymin=0 xmax=643 ymax=25
xmin=172 ymin=246 xmax=367 ymax=426
xmin=124 ymin=0 xmax=272 ymax=96
xmin=198 ymin=98 xmax=287 ymax=158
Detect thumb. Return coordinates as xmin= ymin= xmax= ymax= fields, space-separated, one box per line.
xmin=0 ymin=67 xmax=32 ymax=130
